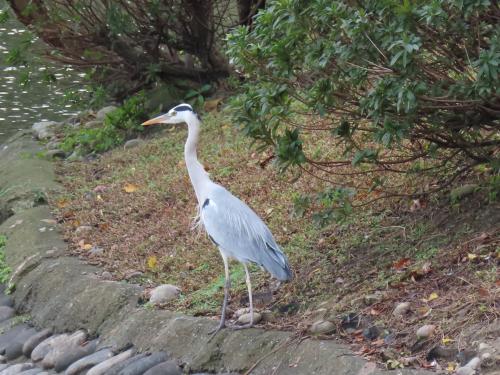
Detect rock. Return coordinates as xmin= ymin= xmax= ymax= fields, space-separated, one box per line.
xmin=340 ymin=313 xmax=362 ymax=329
xmin=427 ymin=345 xmax=458 ymax=361
xmin=4 ymin=327 xmax=38 ymax=360
xmin=480 ymin=352 xmax=494 ymax=367
xmin=0 ymin=363 xmax=35 ymax=375
xmin=450 ymin=184 xmax=477 ymax=201
xmin=124 ymin=139 xmax=142 ymax=149
xmin=32 ymin=121 xmax=63 ymax=140
xmin=393 ymin=302 xmax=411 ymax=317
xmin=46 ymin=140 xmax=61 ymax=150
xmin=363 ymin=326 xmax=382 ymax=341
xmin=96 ymin=106 xmax=117 ymax=121
xmin=149 ymin=285 xmax=181 ymax=305
xmin=464 ymin=357 xmax=481 ymax=369
xmin=260 ymin=310 xmax=275 ymax=323
xmin=40 ymin=330 xmax=87 ymax=368
xmin=0 ymin=365 xmax=7 ymax=372
xmin=23 ymin=329 xmax=52 ymax=357
xmin=380 ymin=349 xmax=398 ymax=361
xmin=478 ymin=342 xmax=493 ymax=353
xmin=101 ymin=271 xmax=113 ymax=280
xmin=86 ymin=349 xmax=135 ymax=375
xmin=0 ymin=295 xmax=13 ymax=308
xmin=0 ymin=307 xmax=14 ymax=323
xmin=46 ymin=339 xmax=98 ymax=372
xmin=457 ymin=350 xmax=478 ymax=366
xmin=416 ymin=324 xmax=436 ymax=339
xmin=309 ymin=320 xmax=335 ymax=335
xmin=455 ymin=356 xmax=482 ymax=375
xmin=32 ymin=334 xmax=68 ymax=362
xmin=67 ymin=151 xmax=83 ymax=162
xmin=237 ymin=312 xmax=262 ymax=325
xmin=104 ymin=353 xmax=148 ymax=375
xmin=143 ymin=360 xmax=182 ymax=375
xmin=119 ymin=352 xmax=169 ymax=375
xmin=83 ymin=120 xmax=103 ymax=129
xmin=46 ymin=149 xmax=66 ymax=159
xmin=64 ymin=348 xmax=114 ymax=375
xmin=234 ymin=308 xmax=250 ymax=318
xmin=17 ymin=369 xmax=43 ymax=375
xmin=0 ymin=325 xmax=31 ymax=354
xmin=75 ymin=226 xmax=93 ymax=235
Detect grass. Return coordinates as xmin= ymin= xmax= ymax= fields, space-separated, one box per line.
xmin=0 ymin=235 xmax=11 ymax=284
xmin=51 ymin=109 xmax=500 ymax=368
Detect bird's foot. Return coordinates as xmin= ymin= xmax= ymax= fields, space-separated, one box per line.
xmin=229 ymin=322 xmax=254 ymax=330
xmin=207 ymin=321 xmax=226 ymax=342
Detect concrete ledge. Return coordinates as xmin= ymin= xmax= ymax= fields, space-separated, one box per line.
xmin=0 ymin=133 xmax=430 ymax=374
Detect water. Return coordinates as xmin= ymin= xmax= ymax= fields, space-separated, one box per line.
xmin=0 ymin=0 xmax=84 ymax=144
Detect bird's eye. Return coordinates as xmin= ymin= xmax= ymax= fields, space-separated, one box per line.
xmin=171 ymin=110 xmax=177 ymax=116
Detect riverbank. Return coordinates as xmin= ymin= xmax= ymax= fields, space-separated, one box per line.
xmin=0 ymin=130 xmax=439 ymax=374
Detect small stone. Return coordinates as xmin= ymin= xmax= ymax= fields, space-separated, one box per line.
xmin=75 ymin=226 xmax=93 ymax=235
xmin=464 ymin=357 xmax=481 ymax=369
xmin=237 ymin=312 xmax=261 ymax=325
xmin=0 ymin=362 xmax=35 ymax=375
xmin=0 ymin=325 xmax=30 ymax=353
xmin=380 ymin=349 xmax=398 ymax=361
xmin=0 ymin=306 xmax=14 ymax=322
xmin=86 ymin=349 xmax=135 ymax=375
xmin=480 ymin=352 xmax=494 ymax=367
xmin=67 ymin=151 xmax=83 ymax=162
xmin=149 ymin=284 xmax=181 ymax=305
xmin=124 ymin=139 xmax=142 ymax=149
xmin=143 ymin=360 xmax=182 ymax=375
xmin=478 ymin=342 xmax=493 ymax=353
xmin=416 ymin=324 xmax=436 ymax=339
xmin=96 ymin=106 xmax=118 ymax=121
xmin=393 ymin=302 xmax=411 ymax=317
xmin=32 ymin=334 xmax=68 ymax=362
xmin=46 ymin=149 xmax=66 ymax=159
xmin=340 ymin=313 xmax=362 ymax=329
xmin=309 ymin=320 xmax=335 ymax=335
xmin=101 ymin=271 xmax=113 ymax=280
xmin=119 ymin=352 xmax=169 ymax=375
xmin=65 ymin=348 xmax=114 ymax=375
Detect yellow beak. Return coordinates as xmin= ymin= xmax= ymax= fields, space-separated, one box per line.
xmin=141 ymin=114 xmax=168 ymax=126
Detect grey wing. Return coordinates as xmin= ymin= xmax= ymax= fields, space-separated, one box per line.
xmin=200 ymin=186 xmax=292 ymax=281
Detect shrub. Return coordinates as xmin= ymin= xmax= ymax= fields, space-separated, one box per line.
xmin=227 ymin=0 xmax=500 ymax=214
xmin=61 ymin=93 xmax=148 ymax=154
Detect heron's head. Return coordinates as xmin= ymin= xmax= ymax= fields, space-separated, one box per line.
xmin=142 ymin=103 xmax=199 ymax=126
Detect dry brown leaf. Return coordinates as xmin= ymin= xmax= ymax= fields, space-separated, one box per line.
xmin=392 ymin=258 xmax=411 ymax=271
xmin=123 ymin=183 xmax=139 ymax=193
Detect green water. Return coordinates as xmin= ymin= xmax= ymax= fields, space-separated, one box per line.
xmin=0 ymin=1 xmax=83 ymax=144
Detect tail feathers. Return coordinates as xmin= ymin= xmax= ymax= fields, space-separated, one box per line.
xmin=263 ymin=243 xmax=293 ymax=281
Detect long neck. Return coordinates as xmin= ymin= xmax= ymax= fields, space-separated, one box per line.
xmin=184 ymin=116 xmax=211 ymax=204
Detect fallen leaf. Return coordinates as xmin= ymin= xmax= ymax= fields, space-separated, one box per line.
xmin=56 ymin=199 xmax=69 ymax=208
xmin=467 ymin=253 xmax=478 ymax=261
xmin=417 ymin=306 xmax=432 ymax=317
xmin=446 ymin=362 xmax=457 ymax=372
xmin=392 ymin=258 xmax=411 ymax=271
xmin=40 ymin=219 xmax=57 ymax=225
xmin=98 ymin=223 xmax=110 ymax=231
xmin=123 ymin=183 xmax=139 ymax=193
xmin=370 ymin=308 xmax=381 ymax=316
xmin=427 ymin=292 xmax=439 ymax=301
xmin=442 ymin=337 xmax=455 ymax=345
xmin=83 ymin=243 xmax=92 ymax=250
xmin=93 ymin=185 xmax=108 ymax=193
xmin=147 ymin=255 xmax=158 ymax=269
xmin=478 ymin=287 xmax=490 ymax=297
xmin=204 ymin=98 xmax=223 ymax=112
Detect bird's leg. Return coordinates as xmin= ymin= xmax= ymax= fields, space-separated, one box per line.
xmin=208 ymin=252 xmax=230 ymax=340
xmin=232 ymin=263 xmax=254 ymax=330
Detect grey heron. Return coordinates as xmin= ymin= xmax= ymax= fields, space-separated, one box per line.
xmin=142 ymin=104 xmax=292 ymax=335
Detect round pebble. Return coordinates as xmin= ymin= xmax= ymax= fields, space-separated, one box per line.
xmin=86 ymin=349 xmax=135 ymax=375
xmin=65 ymin=348 xmax=114 ymax=375
xmin=309 ymin=320 xmax=335 ymax=335
xmin=393 ymin=302 xmax=410 ymax=317
xmin=149 ymin=285 xmax=181 ymax=305
xmin=416 ymin=324 xmax=436 ymax=339
xmin=143 ymin=360 xmax=182 ymax=375
xmin=23 ymin=329 xmax=52 ymax=357
xmin=237 ymin=312 xmax=261 ymax=325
